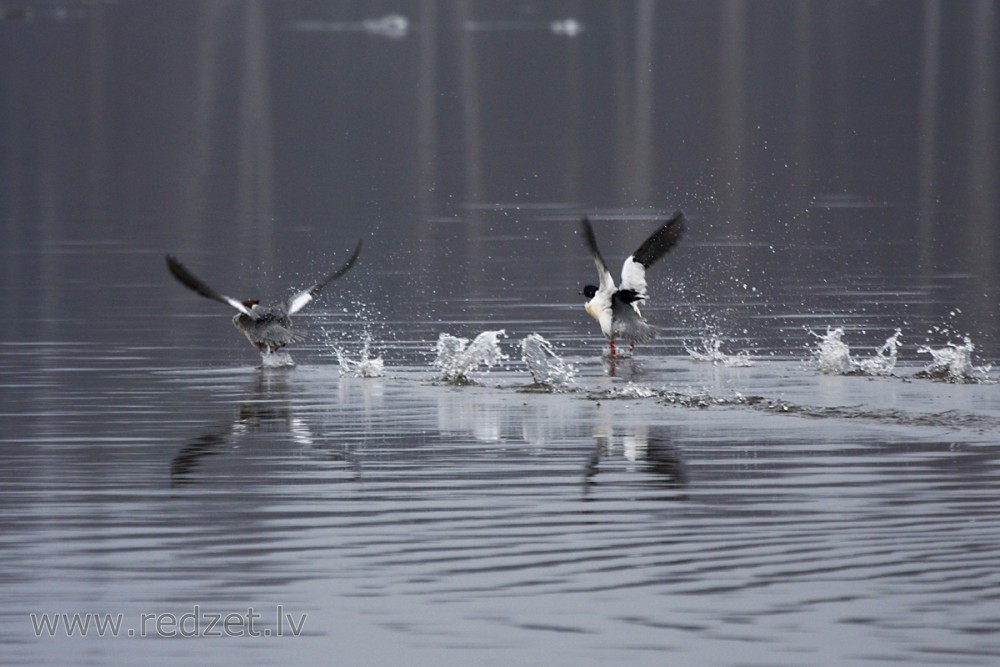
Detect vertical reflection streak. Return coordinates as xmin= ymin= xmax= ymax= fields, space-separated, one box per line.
xmin=237 ymin=0 xmax=275 ymax=269
xmin=632 ymin=0 xmax=655 ymax=207
xmin=917 ymin=0 xmax=941 ymax=270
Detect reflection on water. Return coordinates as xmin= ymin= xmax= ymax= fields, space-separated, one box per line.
xmin=290 ymin=14 xmax=410 ymax=39
xmin=583 ymin=424 xmax=688 ymax=499
xmin=171 ymin=371 xmax=313 ymax=486
xmin=4 ymin=347 xmax=1000 ymax=665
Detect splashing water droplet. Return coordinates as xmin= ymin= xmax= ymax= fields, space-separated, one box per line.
xmin=520 ymin=334 xmax=577 ymax=387
xmin=433 ymin=330 xmax=508 ymax=384
xmin=810 ymin=328 xmax=854 ymax=374
xmin=916 ymin=337 xmax=992 ymax=383
xmin=685 ymin=336 xmax=754 ymax=367
xmin=335 ymin=333 xmax=385 ymax=378
xmin=809 ymin=327 xmax=901 ymax=376
xmin=853 ymin=330 xmax=901 ymax=376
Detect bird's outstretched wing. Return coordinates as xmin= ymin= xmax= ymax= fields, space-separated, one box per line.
xmin=166 ymin=255 xmax=254 ymax=317
xmin=286 ymin=239 xmax=363 ymax=315
xmin=580 ymin=218 xmax=617 ymax=295
xmin=619 ymin=211 xmax=685 ymax=299
xmin=580 ymin=217 xmax=617 ymax=337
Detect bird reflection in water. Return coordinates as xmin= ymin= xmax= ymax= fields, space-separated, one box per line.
xmin=170 ymin=371 xmax=337 ymax=487
xmin=603 ymin=354 xmax=642 ymax=379
xmin=583 ymin=423 xmax=688 ymax=499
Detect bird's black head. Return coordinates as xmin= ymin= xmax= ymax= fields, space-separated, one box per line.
xmin=581 ymin=285 xmax=598 ymax=299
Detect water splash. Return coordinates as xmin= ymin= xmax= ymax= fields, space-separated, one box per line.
xmin=854 ymin=330 xmax=901 ymax=375
xmin=811 ymin=328 xmax=854 ymax=374
xmin=335 ymin=334 xmax=385 ymax=378
xmin=685 ymin=336 xmax=754 ymax=367
xmin=259 ymin=350 xmax=295 ymax=369
xmin=810 ymin=328 xmax=900 ymax=376
xmin=916 ymin=337 xmax=992 ymax=383
xmin=520 ymin=334 xmax=576 ymax=388
xmin=434 ymin=330 xmax=508 ymax=384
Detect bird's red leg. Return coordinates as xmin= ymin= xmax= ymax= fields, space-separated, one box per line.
xmin=609 ymin=339 xmax=616 ymax=357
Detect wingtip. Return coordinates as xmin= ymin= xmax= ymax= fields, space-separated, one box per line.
xmin=343 ymin=239 xmax=363 ymax=272
xmin=669 ymin=210 xmax=686 ymax=230
xmin=628 ymin=210 xmax=687 ymax=269
xmin=294 ymin=239 xmax=364 ymax=310
xmin=659 ymin=210 xmax=686 ymax=239
xmin=339 ymin=239 xmax=362 ymax=270
xmin=580 ymin=216 xmax=599 ymax=253
xmin=165 ymin=254 xmax=185 ymax=278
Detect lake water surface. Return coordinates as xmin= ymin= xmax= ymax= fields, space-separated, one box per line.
xmin=2 ymin=2 xmax=1000 ymax=665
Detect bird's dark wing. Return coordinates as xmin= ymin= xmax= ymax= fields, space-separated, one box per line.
xmin=619 ymin=211 xmax=685 ymax=298
xmin=630 ymin=211 xmax=685 ymax=269
xmin=286 ymin=239 xmax=363 ymax=315
xmin=580 ymin=217 xmax=616 ymax=294
xmin=166 ymin=255 xmax=254 ymax=317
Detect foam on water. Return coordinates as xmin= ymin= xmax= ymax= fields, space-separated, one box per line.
xmin=610 ymin=382 xmax=657 ymax=399
xmin=916 ymin=337 xmax=992 ymax=383
xmin=656 ymin=387 xmax=1000 ymax=430
xmin=335 ymin=334 xmax=385 ymax=378
xmin=810 ymin=328 xmax=900 ymax=376
xmin=685 ymin=336 xmax=754 ymax=367
xmin=433 ymin=330 xmax=508 ymax=384
xmin=520 ymin=334 xmax=577 ymax=388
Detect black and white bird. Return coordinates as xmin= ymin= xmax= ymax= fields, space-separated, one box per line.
xmin=579 ymin=212 xmax=685 ymax=357
xmin=166 ymin=241 xmax=362 ymax=354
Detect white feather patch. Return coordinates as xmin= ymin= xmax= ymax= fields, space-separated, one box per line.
xmin=585 ymin=293 xmax=614 ymax=338
xmin=286 ymin=291 xmax=313 ymax=315
xmin=225 ymin=296 xmax=254 ymax=317
xmin=620 ymin=255 xmax=648 ymax=300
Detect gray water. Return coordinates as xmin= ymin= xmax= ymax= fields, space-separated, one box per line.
xmin=3 ymin=2 xmax=1000 ymax=665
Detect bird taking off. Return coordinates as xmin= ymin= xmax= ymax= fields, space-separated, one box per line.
xmin=166 ymin=240 xmax=362 ymax=356
xmin=580 ymin=213 xmax=685 ymax=357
